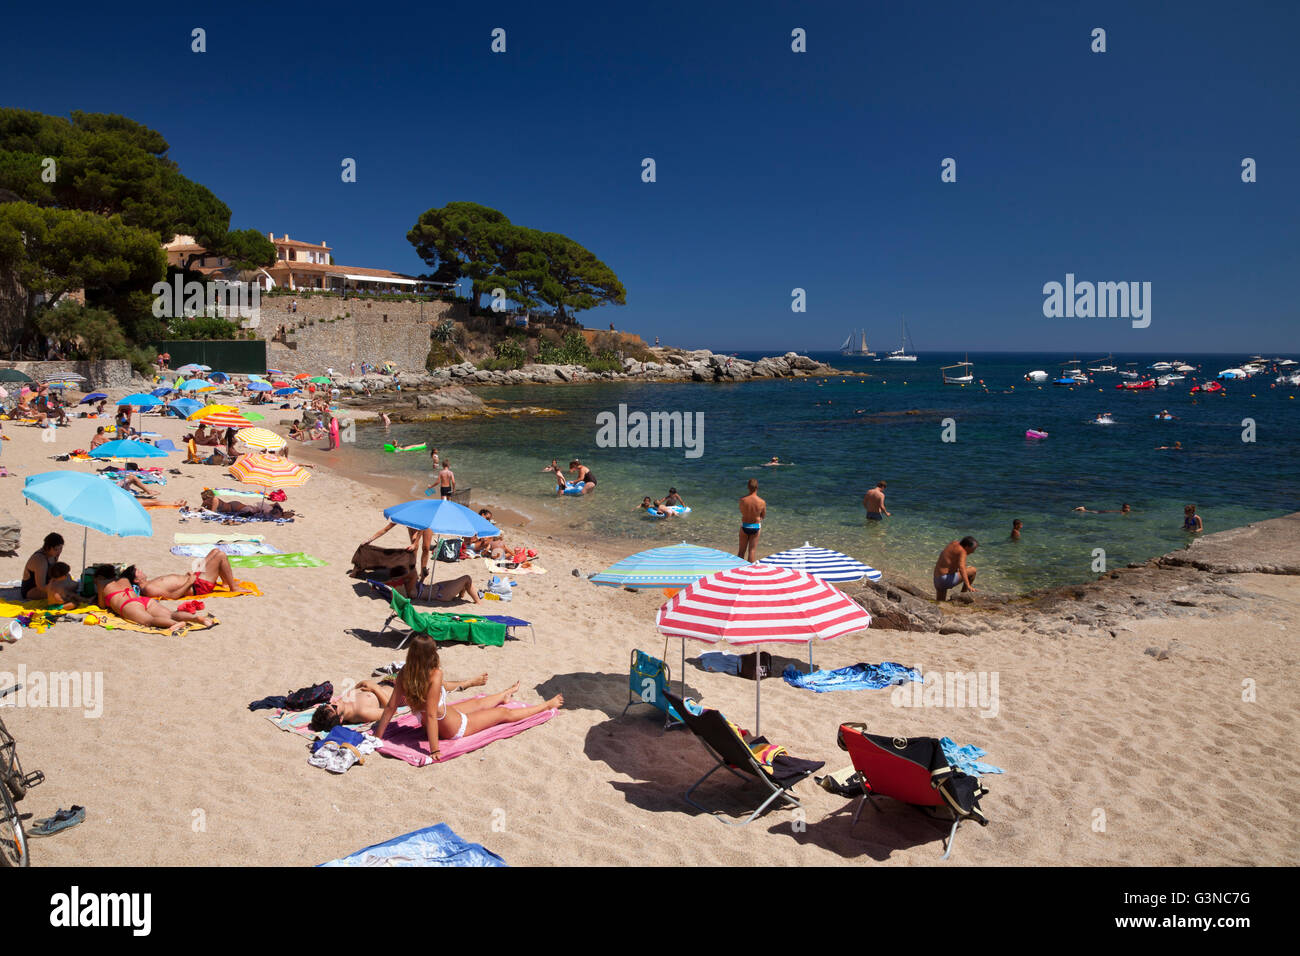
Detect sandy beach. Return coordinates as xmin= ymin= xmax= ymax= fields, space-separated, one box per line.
xmin=1 ymin=407 xmax=1296 ymax=867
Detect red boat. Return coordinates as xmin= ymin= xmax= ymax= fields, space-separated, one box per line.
xmin=1116 ymin=379 xmax=1156 ymax=390
xmin=1190 ymin=381 xmax=1223 ymax=394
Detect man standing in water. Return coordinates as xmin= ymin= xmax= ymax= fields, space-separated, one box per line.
xmin=863 ymin=480 xmax=891 ymax=520
xmin=738 ymin=478 xmax=766 ymax=561
xmin=933 ymin=536 xmax=978 ymax=601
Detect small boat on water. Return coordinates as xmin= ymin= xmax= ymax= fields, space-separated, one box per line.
xmin=1092 ymin=413 xmax=1116 ymax=425
xmin=1087 ymin=354 xmax=1117 ymax=373
xmin=941 ymin=354 xmax=974 ymax=385
xmin=882 ymin=319 xmax=917 ymax=362
xmin=1025 ymin=429 xmax=1049 ymax=440
xmin=1191 ymin=381 xmax=1224 ymax=394
xmin=1119 ymin=363 xmax=1140 ymax=380
xmin=1117 ymin=379 xmax=1157 ymax=390
xmin=1054 ymin=359 xmax=1089 ymax=386
xmin=1218 ymin=368 xmax=1247 ymax=380
xmin=1156 ymin=374 xmax=1185 ymax=386
xmin=1024 ymin=370 xmax=1049 ymax=383
xmin=1150 ymin=361 xmax=1173 ymax=371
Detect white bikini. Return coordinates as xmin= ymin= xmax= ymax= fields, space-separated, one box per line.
xmin=418 ymin=685 xmax=467 ymax=739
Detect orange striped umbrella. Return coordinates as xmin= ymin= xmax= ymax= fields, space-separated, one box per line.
xmin=229 ymin=453 xmax=310 ymax=488
xmin=235 ymin=427 xmax=287 ymax=451
xmin=201 ymin=411 xmax=254 ymax=429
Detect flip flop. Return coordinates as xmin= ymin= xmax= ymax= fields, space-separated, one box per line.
xmin=29 ymin=805 xmax=85 ymax=836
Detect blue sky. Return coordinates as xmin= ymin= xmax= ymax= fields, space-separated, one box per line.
xmin=3 ymin=1 xmax=1297 ymax=352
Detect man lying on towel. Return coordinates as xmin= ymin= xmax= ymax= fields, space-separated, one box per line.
xmin=138 ymin=548 xmax=242 ymax=599
xmin=309 ymin=672 xmax=489 ymax=732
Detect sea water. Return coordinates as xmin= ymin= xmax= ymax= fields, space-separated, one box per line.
xmin=340 ymin=352 xmax=1300 ymax=593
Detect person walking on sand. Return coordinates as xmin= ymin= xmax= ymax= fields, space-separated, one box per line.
xmin=863 ymin=480 xmax=891 ymax=520
xmin=738 ymin=478 xmax=766 ymax=561
xmin=933 ymin=536 xmax=978 ymax=601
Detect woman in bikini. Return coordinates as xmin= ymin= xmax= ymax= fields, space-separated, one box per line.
xmin=92 ymin=565 xmax=216 ymax=632
xmin=372 ymin=635 xmax=562 ymax=762
xmin=21 ymin=532 xmax=65 ymax=601
xmin=309 ymin=673 xmax=489 ymax=732
xmin=199 ymin=489 xmax=295 ymax=519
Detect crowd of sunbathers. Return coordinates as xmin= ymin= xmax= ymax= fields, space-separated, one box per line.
xmin=20 ymin=532 xmax=237 ymax=632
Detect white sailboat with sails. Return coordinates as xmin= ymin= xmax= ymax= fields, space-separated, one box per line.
xmin=839 ymin=329 xmax=875 ymax=357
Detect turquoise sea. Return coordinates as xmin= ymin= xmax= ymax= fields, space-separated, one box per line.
xmin=338 ymin=352 xmax=1300 ymax=594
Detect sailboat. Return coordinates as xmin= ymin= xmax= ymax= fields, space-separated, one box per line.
xmin=941 ymin=354 xmax=974 ymax=385
xmin=1087 ymin=353 xmax=1117 ymax=373
xmin=883 ymin=319 xmax=917 ymax=362
xmin=839 ymin=329 xmax=874 ymax=357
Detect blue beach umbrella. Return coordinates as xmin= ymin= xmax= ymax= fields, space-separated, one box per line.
xmin=151 ymin=387 xmax=174 ymax=397
xmin=90 ymin=439 xmax=169 ymax=460
xmin=589 ymin=542 xmax=748 ymax=589
xmin=180 ymin=379 xmax=213 ymax=392
xmin=247 ymin=381 xmax=272 ymax=392
xmin=167 ymin=398 xmax=202 ymax=419
xmin=117 ymin=393 xmax=161 ymax=407
xmin=759 ymin=542 xmax=882 ymax=583
xmin=381 ymin=499 xmax=500 ymax=592
xmin=209 ymin=372 xmax=230 ymax=383
xmin=23 ymin=471 xmax=152 ymax=568
xmin=78 ymin=392 xmax=108 ymax=405
xmin=273 ymin=387 xmax=300 ymax=396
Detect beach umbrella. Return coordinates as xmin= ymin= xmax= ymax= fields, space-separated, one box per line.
xmin=267 ymin=369 xmax=283 ymax=375
xmin=201 ymin=411 xmax=254 ymax=430
xmin=0 ymin=369 xmax=33 ymax=383
xmin=273 ymin=387 xmax=300 ymax=396
xmin=150 ymin=387 xmax=174 ymax=397
xmin=209 ymin=372 xmax=230 ymax=383
xmin=90 ymin=439 xmax=169 ymax=460
xmin=308 ymin=376 xmax=331 ymax=384
xmin=759 ymin=542 xmax=882 ymax=583
xmin=22 ymin=471 xmax=152 ymax=569
xmin=117 ymin=393 xmax=161 ymax=407
xmin=293 ymin=373 xmax=311 ymax=380
xmin=230 ymin=453 xmax=310 ymax=489
xmin=180 ymin=379 xmax=215 ymax=392
xmin=590 ymin=542 xmax=748 ymax=589
xmin=248 ymin=374 xmax=265 ymax=381
xmin=235 ymin=427 xmax=286 ymax=451
xmin=271 ymin=381 xmax=291 ymax=387
xmin=381 ymin=498 xmax=500 ymax=592
xmin=246 ymin=381 xmax=273 ymax=392
xmin=78 ymin=392 xmax=108 ymax=405
xmin=656 ymin=563 xmax=873 ymax=734
xmin=186 ymin=404 xmax=237 ymax=421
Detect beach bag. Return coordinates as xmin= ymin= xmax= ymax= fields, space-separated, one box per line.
xmin=437 ymin=538 xmax=461 ymax=562
xmin=285 ymin=682 xmax=333 ymax=711
xmin=739 ymin=651 xmax=773 ymax=681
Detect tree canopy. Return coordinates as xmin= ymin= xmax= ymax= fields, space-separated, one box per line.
xmin=407 ymin=202 xmax=625 ymax=320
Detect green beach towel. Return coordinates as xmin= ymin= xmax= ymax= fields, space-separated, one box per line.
xmin=389 ymin=589 xmax=505 ymax=647
xmin=228 ymin=553 xmax=328 ymax=568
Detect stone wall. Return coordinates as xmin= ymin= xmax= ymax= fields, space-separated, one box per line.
xmin=261 ymin=298 xmax=461 ymax=373
xmin=4 ymin=359 xmax=135 ymax=389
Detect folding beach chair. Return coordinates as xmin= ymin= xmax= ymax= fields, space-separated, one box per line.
xmin=621 ymin=650 xmax=682 ymax=725
xmin=663 ymin=691 xmax=823 ymax=826
xmin=374 ymin=584 xmax=506 ymax=650
xmin=837 ymin=722 xmax=990 ymax=860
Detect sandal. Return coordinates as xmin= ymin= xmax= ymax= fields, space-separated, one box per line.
xmin=29 ymin=805 xmax=85 ymax=836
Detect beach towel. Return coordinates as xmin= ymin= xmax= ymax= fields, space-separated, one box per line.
xmin=782 ymin=661 xmax=923 ymax=692
xmin=102 ymin=469 xmax=165 ymax=484
xmin=699 ymin=652 xmax=742 ymax=675
xmin=376 ymin=698 xmax=557 ymax=767
xmin=940 ymin=737 xmax=1005 ymax=775
xmin=180 ymin=507 xmax=294 ymax=524
xmin=229 ymin=553 xmax=327 ymax=568
xmin=212 ymin=487 xmax=267 ymax=500
xmin=157 ymin=580 xmax=261 ymax=599
xmin=175 ymin=532 xmax=264 ymax=544
xmin=483 ymin=559 xmax=547 ymax=576
xmin=0 ymin=598 xmax=216 ymax=636
xmin=319 ymin=823 xmax=507 ymax=868
xmin=170 ymin=542 xmax=281 ymax=557
xmin=141 ymin=502 xmax=183 ymax=509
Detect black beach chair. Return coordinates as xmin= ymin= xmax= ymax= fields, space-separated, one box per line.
xmin=663 ymin=691 xmax=823 ymax=826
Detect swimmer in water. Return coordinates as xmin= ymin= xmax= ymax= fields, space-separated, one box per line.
xmin=1010 ymin=519 xmax=1022 ymax=541
xmin=1155 ymin=441 xmax=1184 ymax=451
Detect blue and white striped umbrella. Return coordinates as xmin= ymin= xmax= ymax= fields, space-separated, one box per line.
xmin=590 ymin=542 xmax=748 ymax=589
xmin=759 ymin=542 xmax=882 ymax=582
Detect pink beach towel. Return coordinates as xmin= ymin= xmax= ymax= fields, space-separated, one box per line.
xmin=377 ymin=698 xmax=557 ymax=767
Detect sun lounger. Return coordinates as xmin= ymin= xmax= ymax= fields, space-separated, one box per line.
xmin=837 ymin=722 xmax=990 ymax=860
xmin=372 ymin=584 xmax=506 ymax=649
xmin=662 ymin=691 xmax=823 ymax=826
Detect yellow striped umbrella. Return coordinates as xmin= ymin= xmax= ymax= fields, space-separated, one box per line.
xmin=201 ymin=411 xmax=254 ymax=429
xmin=235 ymin=427 xmax=287 ymax=451
xmin=229 ymin=453 xmax=310 ymax=488
xmin=186 ymin=404 xmax=238 ymax=421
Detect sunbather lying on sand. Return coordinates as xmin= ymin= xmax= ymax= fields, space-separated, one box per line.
xmin=137 ymin=548 xmax=241 ymax=599
xmin=373 ymin=634 xmax=562 ymax=761
xmin=199 ymin=488 xmax=295 ymax=518
xmin=309 ymin=673 xmax=489 ymax=731
xmin=92 ymin=565 xmax=216 ymax=632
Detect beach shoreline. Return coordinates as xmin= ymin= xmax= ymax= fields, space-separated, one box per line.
xmin=0 ymin=410 xmax=1295 ymax=867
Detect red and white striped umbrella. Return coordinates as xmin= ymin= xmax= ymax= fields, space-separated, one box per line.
xmin=656 ymin=563 xmax=871 ymax=734
xmin=201 ymin=411 xmax=254 ymax=429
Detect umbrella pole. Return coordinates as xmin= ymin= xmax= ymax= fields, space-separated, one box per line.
xmin=82 ymin=528 xmax=88 ymax=575
xmin=755 ymin=658 xmax=762 ymax=737
xmin=809 ymin=641 xmax=814 ymax=674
